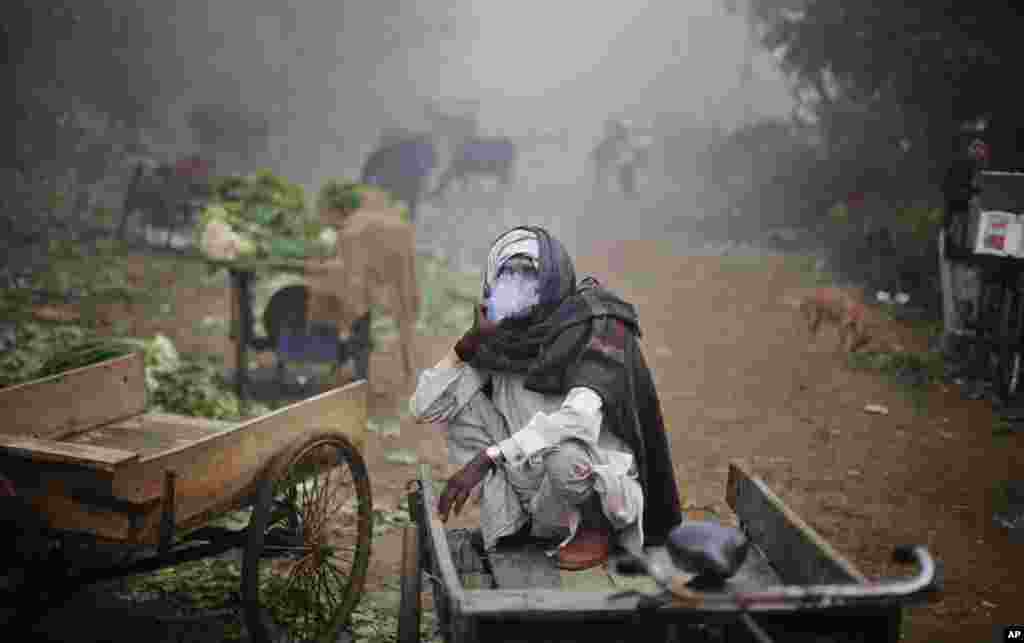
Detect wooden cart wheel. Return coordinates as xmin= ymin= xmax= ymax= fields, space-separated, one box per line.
xmin=397 ymin=525 xmax=422 ymax=643
xmin=243 ymin=432 xmax=373 ymax=643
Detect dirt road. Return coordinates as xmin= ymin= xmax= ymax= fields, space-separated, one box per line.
xmin=15 ymin=228 xmax=1022 ymax=642
xmin=363 ymin=238 xmax=1023 ymax=643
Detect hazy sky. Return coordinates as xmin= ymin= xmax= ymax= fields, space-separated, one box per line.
xmin=133 ymin=0 xmax=792 ymax=187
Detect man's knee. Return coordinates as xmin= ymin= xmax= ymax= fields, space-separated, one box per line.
xmin=544 ymin=440 xmax=595 ymax=506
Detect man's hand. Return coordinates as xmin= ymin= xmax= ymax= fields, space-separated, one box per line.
xmin=438 ymin=449 xmax=495 ymax=522
xmin=453 ymin=303 xmax=499 ymax=362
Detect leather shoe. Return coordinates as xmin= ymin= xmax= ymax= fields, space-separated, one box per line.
xmin=557 ymin=525 xmax=611 ymax=571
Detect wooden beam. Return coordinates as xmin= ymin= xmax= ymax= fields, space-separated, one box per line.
xmin=418 ymin=463 xmax=466 ymax=606
xmin=109 ymin=381 xmax=368 ymax=528
xmin=61 ymin=413 xmax=236 ymax=458
xmin=0 ymin=352 xmax=147 ymax=439
xmin=726 ymin=461 xmax=865 ymax=585
xmin=488 ymin=545 xmax=561 ymax=590
xmin=0 ymin=434 xmax=138 ymax=472
xmin=20 ymin=477 xmax=159 ymax=543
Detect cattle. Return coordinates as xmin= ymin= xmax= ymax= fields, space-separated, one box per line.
xmin=430 ymin=136 xmax=517 ymax=197
xmin=360 ymin=135 xmax=438 ymax=222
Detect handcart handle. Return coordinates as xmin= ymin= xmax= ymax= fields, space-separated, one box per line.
xmin=613 ymin=545 xmax=941 ymax=610
xmin=725 ymin=545 xmax=940 ymax=609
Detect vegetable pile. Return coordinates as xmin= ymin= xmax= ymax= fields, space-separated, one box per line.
xmin=197 ymin=169 xmax=335 ymax=262
xmin=317 ymin=179 xmax=411 ymax=224
xmin=2 ymin=325 xmax=251 ymax=421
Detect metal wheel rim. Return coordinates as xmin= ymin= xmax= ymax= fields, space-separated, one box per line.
xmin=244 ymin=434 xmax=372 ymax=643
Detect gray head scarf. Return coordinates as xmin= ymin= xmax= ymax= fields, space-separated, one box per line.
xmin=481 ymin=227 xmax=576 ymax=323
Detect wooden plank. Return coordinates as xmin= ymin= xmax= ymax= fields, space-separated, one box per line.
xmin=107 ymin=380 xmax=368 ymax=543
xmin=0 ymin=352 xmax=147 ymax=439
xmin=559 ymin=566 xmax=616 ymax=592
xmin=488 ymin=544 xmax=561 ymax=589
xmin=462 ymin=587 xmax=895 ymax=617
xmin=417 ymin=464 xmax=466 ymax=605
xmin=725 ymin=461 xmax=865 ymax=585
xmin=207 ymin=257 xmax=329 ymax=275
xmin=138 ymin=411 xmax=237 ymax=433
xmin=61 ymin=412 xmax=236 ymax=458
xmin=0 ymin=434 xmax=138 ymax=472
xmin=63 ymin=425 xmax=187 ymax=457
xmin=447 ymin=528 xmax=492 ymax=589
xmin=19 ymin=476 xmax=160 ymax=543
xmin=417 ymin=464 xmax=473 ymax=643
xmin=474 ymin=620 xmax=664 ymax=643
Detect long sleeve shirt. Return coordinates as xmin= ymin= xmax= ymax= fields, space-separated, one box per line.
xmin=410 ymin=352 xmax=644 ymax=551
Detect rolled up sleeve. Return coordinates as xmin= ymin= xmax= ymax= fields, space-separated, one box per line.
xmin=498 ymin=386 xmax=603 ymax=467
xmin=410 ymin=359 xmax=489 ymax=424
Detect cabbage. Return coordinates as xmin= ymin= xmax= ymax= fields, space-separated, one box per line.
xmin=236 ymin=236 xmax=259 ymax=257
xmin=318 ymin=226 xmax=338 ymax=252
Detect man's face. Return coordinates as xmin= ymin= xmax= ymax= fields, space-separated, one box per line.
xmin=486 ymin=256 xmax=540 ymax=323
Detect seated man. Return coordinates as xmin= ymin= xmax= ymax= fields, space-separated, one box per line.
xmin=410 ymin=227 xmax=681 ymax=570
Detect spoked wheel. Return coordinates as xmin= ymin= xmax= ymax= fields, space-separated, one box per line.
xmin=243 ymin=433 xmax=373 ymax=643
xmin=397 ymin=525 xmax=422 ymax=643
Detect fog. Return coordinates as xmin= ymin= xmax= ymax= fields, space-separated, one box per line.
xmin=21 ymin=0 xmax=796 ymax=264
xmin=128 ymin=2 xmax=785 ymax=163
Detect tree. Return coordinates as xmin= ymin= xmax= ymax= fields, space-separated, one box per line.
xmin=740 ymin=0 xmax=1024 ymax=184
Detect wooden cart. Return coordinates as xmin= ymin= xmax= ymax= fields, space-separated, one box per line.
xmin=399 ymin=463 xmax=940 ymax=643
xmin=0 ymin=352 xmax=373 ymax=643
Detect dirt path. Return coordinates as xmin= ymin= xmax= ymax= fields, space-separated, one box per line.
xmin=21 ymin=239 xmax=1021 ymax=641
xmin=362 ymin=239 xmax=1023 ymax=643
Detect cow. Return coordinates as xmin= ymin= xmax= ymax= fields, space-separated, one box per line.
xmin=360 ymin=133 xmax=438 ymax=222
xmin=429 ymin=136 xmax=517 ymax=198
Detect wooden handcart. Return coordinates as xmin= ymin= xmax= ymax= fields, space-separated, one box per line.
xmin=0 ymin=352 xmax=374 ymax=643
xmin=399 ymin=463 xmax=940 ymax=643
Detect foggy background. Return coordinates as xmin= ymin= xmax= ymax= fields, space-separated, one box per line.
xmin=7 ymin=0 xmax=795 ymax=268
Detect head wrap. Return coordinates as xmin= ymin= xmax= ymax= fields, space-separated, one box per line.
xmin=469 ymin=227 xmax=683 ymax=546
xmin=482 ymin=226 xmax=576 ymax=321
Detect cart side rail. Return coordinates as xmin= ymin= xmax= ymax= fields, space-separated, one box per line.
xmin=5 ymin=380 xmax=368 ymax=546
xmin=110 ymin=380 xmax=368 ymax=506
xmin=0 ymin=352 xmax=147 ymax=440
xmin=415 ymin=464 xmax=469 ymax=639
xmin=0 ymin=434 xmax=138 ymax=472
xmin=726 ymin=461 xmax=865 ymax=585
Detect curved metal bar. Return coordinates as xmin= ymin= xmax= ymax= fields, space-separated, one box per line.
xmin=612 ymin=545 xmax=939 ymax=611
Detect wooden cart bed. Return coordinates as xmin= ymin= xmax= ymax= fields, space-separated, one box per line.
xmin=412 ymin=462 xmax=906 ymax=643
xmin=0 ymin=352 xmax=367 ymax=546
